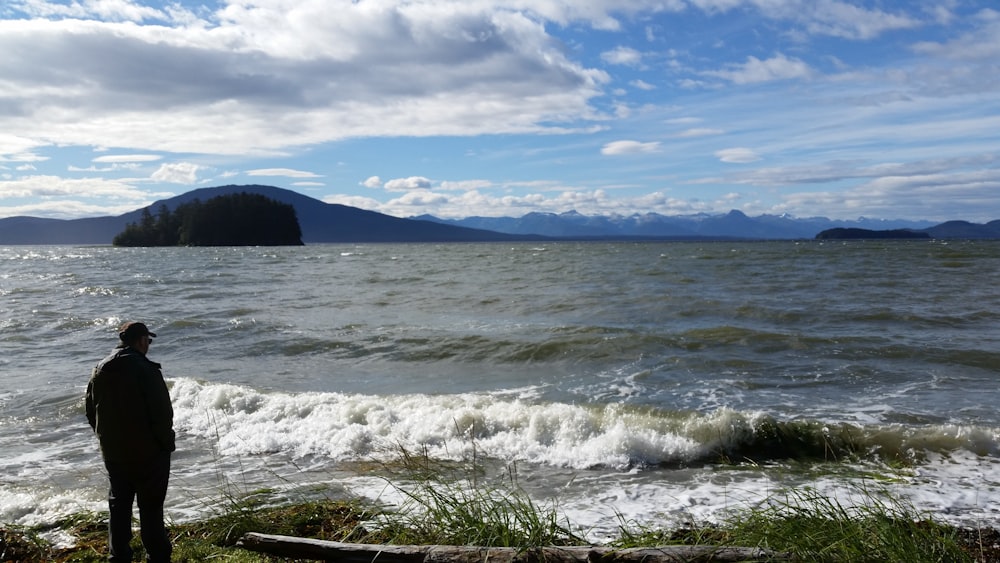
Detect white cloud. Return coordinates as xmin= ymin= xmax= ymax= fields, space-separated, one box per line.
xmin=247 ymin=168 xmax=323 ymax=178
xmin=926 ymin=4 xmax=957 ymax=26
xmin=912 ymin=11 xmax=1000 ymax=61
xmin=0 ymin=152 xmax=47 ymax=163
xmin=691 ymin=0 xmax=921 ymax=40
xmin=0 ymin=2 xmax=610 ymax=156
xmin=688 ymin=0 xmax=744 ymax=12
xmin=704 ymin=53 xmax=812 ymax=84
xmin=384 ymin=176 xmax=433 ymax=191
xmin=322 ymin=193 xmax=383 ymax=210
xmin=23 ymin=162 xmax=997 ymax=221
xmin=151 ymin=162 xmax=201 ymax=184
xmin=362 ymin=176 xmax=383 ymax=188
xmin=803 ymin=0 xmax=921 ymax=40
xmin=68 ymin=163 xmax=140 ymax=172
xmin=386 ymin=189 xmax=449 ymax=208
xmin=665 ymin=117 xmax=702 ymax=125
xmin=438 ymin=179 xmax=494 ymax=191
xmin=630 ymin=79 xmax=656 ymax=90
xmin=677 ymin=78 xmax=710 ymax=89
xmin=13 ymin=0 xmax=167 ymax=22
xmin=0 ymin=134 xmax=48 ymax=162
xmin=707 ymin=153 xmax=1000 ymax=187
xmin=345 ymin=186 xmax=717 ymax=220
xmin=0 ymin=175 xmax=168 ymax=200
xmin=0 ymin=199 xmax=149 ymax=220
xmin=93 ymin=154 xmax=162 ymax=163
xmin=601 ymin=46 xmax=643 ymax=66
xmin=677 ymin=128 xmax=724 ymax=138
xmin=601 ymin=140 xmax=661 ymax=155
xmin=776 ymin=168 xmax=1000 ymax=221
xmin=715 ymin=148 xmax=761 ymax=163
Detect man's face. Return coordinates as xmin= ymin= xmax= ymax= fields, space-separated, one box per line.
xmin=136 ymin=334 xmax=152 ymax=355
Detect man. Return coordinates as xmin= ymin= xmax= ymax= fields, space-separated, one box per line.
xmin=86 ymin=321 xmax=175 ymax=562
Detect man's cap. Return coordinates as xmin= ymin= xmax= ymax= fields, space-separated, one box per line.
xmin=119 ymin=321 xmax=156 ymax=341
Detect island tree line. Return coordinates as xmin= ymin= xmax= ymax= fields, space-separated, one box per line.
xmin=113 ymin=192 xmax=303 ymax=246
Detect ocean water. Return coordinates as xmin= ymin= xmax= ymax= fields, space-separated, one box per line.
xmin=2 ymin=241 xmax=999 ymax=542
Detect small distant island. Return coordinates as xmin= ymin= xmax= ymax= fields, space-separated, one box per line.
xmin=815 ymin=228 xmax=931 ymax=240
xmin=114 ymin=192 xmax=303 ymax=246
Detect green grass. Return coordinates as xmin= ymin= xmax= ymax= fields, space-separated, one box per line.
xmin=0 ymin=524 xmax=49 ymax=562
xmin=612 ymin=486 xmax=975 ymax=563
xmin=364 ymin=447 xmax=585 ymax=548
xmin=6 ymin=499 xmax=375 ymax=563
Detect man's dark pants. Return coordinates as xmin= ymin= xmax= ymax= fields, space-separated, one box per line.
xmin=104 ymin=452 xmax=172 ymax=562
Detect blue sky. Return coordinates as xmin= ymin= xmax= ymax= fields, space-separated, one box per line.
xmin=1 ymin=1 xmax=998 ymax=222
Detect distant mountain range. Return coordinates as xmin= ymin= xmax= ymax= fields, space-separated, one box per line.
xmin=1 ymin=184 xmax=998 ymax=244
xmin=415 ymin=209 xmax=1000 ymax=240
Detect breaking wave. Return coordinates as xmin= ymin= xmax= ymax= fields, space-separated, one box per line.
xmin=171 ymin=378 xmax=1000 ymax=470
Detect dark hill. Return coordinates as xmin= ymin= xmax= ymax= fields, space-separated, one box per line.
xmin=0 ymin=185 xmax=544 ymax=244
xmin=0 ymin=215 xmax=127 ymax=245
xmin=815 ymin=228 xmax=931 ymax=240
xmin=923 ymin=220 xmax=1000 ymax=239
xmin=818 ymin=221 xmax=1000 ymax=240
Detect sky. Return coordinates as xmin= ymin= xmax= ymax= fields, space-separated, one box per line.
xmin=1 ymin=1 xmax=999 ymax=223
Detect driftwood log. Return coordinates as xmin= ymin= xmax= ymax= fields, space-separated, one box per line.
xmin=237 ymin=533 xmax=796 ymax=562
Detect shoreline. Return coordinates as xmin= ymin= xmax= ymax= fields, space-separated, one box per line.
xmin=3 ymin=497 xmax=1000 ymax=562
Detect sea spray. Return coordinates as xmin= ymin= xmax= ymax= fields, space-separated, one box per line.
xmin=170 ymin=378 xmax=1000 ymax=469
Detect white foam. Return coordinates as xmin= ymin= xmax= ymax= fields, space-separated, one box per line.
xmin=555 ymin=458 xmax=1000 ymax=542
xmin=901 ymin=450 xmax=1000 ymax=526
xmin=170 ymin=378 xmax=705 ymax=470
xmin=0 ymin=486 xmax=104 ymax=529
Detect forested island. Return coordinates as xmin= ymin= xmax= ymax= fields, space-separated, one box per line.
xmin=113 ymin=192 xmax=303 ymax=246
xmin=815 ymin=227 xmax=931 ymax=240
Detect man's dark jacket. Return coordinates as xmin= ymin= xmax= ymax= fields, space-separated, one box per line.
xmin=86 ymin=346 xmax=175 ymax=463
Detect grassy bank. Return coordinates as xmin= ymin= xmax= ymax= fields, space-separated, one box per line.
xmin=3 ymin=485 xmax=998 ymax=562
xmin=3 ymin=452 xmax=998 ymax=562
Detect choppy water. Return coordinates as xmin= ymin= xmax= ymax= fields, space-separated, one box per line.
xmin=2 ymin=241 xmax=999 ymax=541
